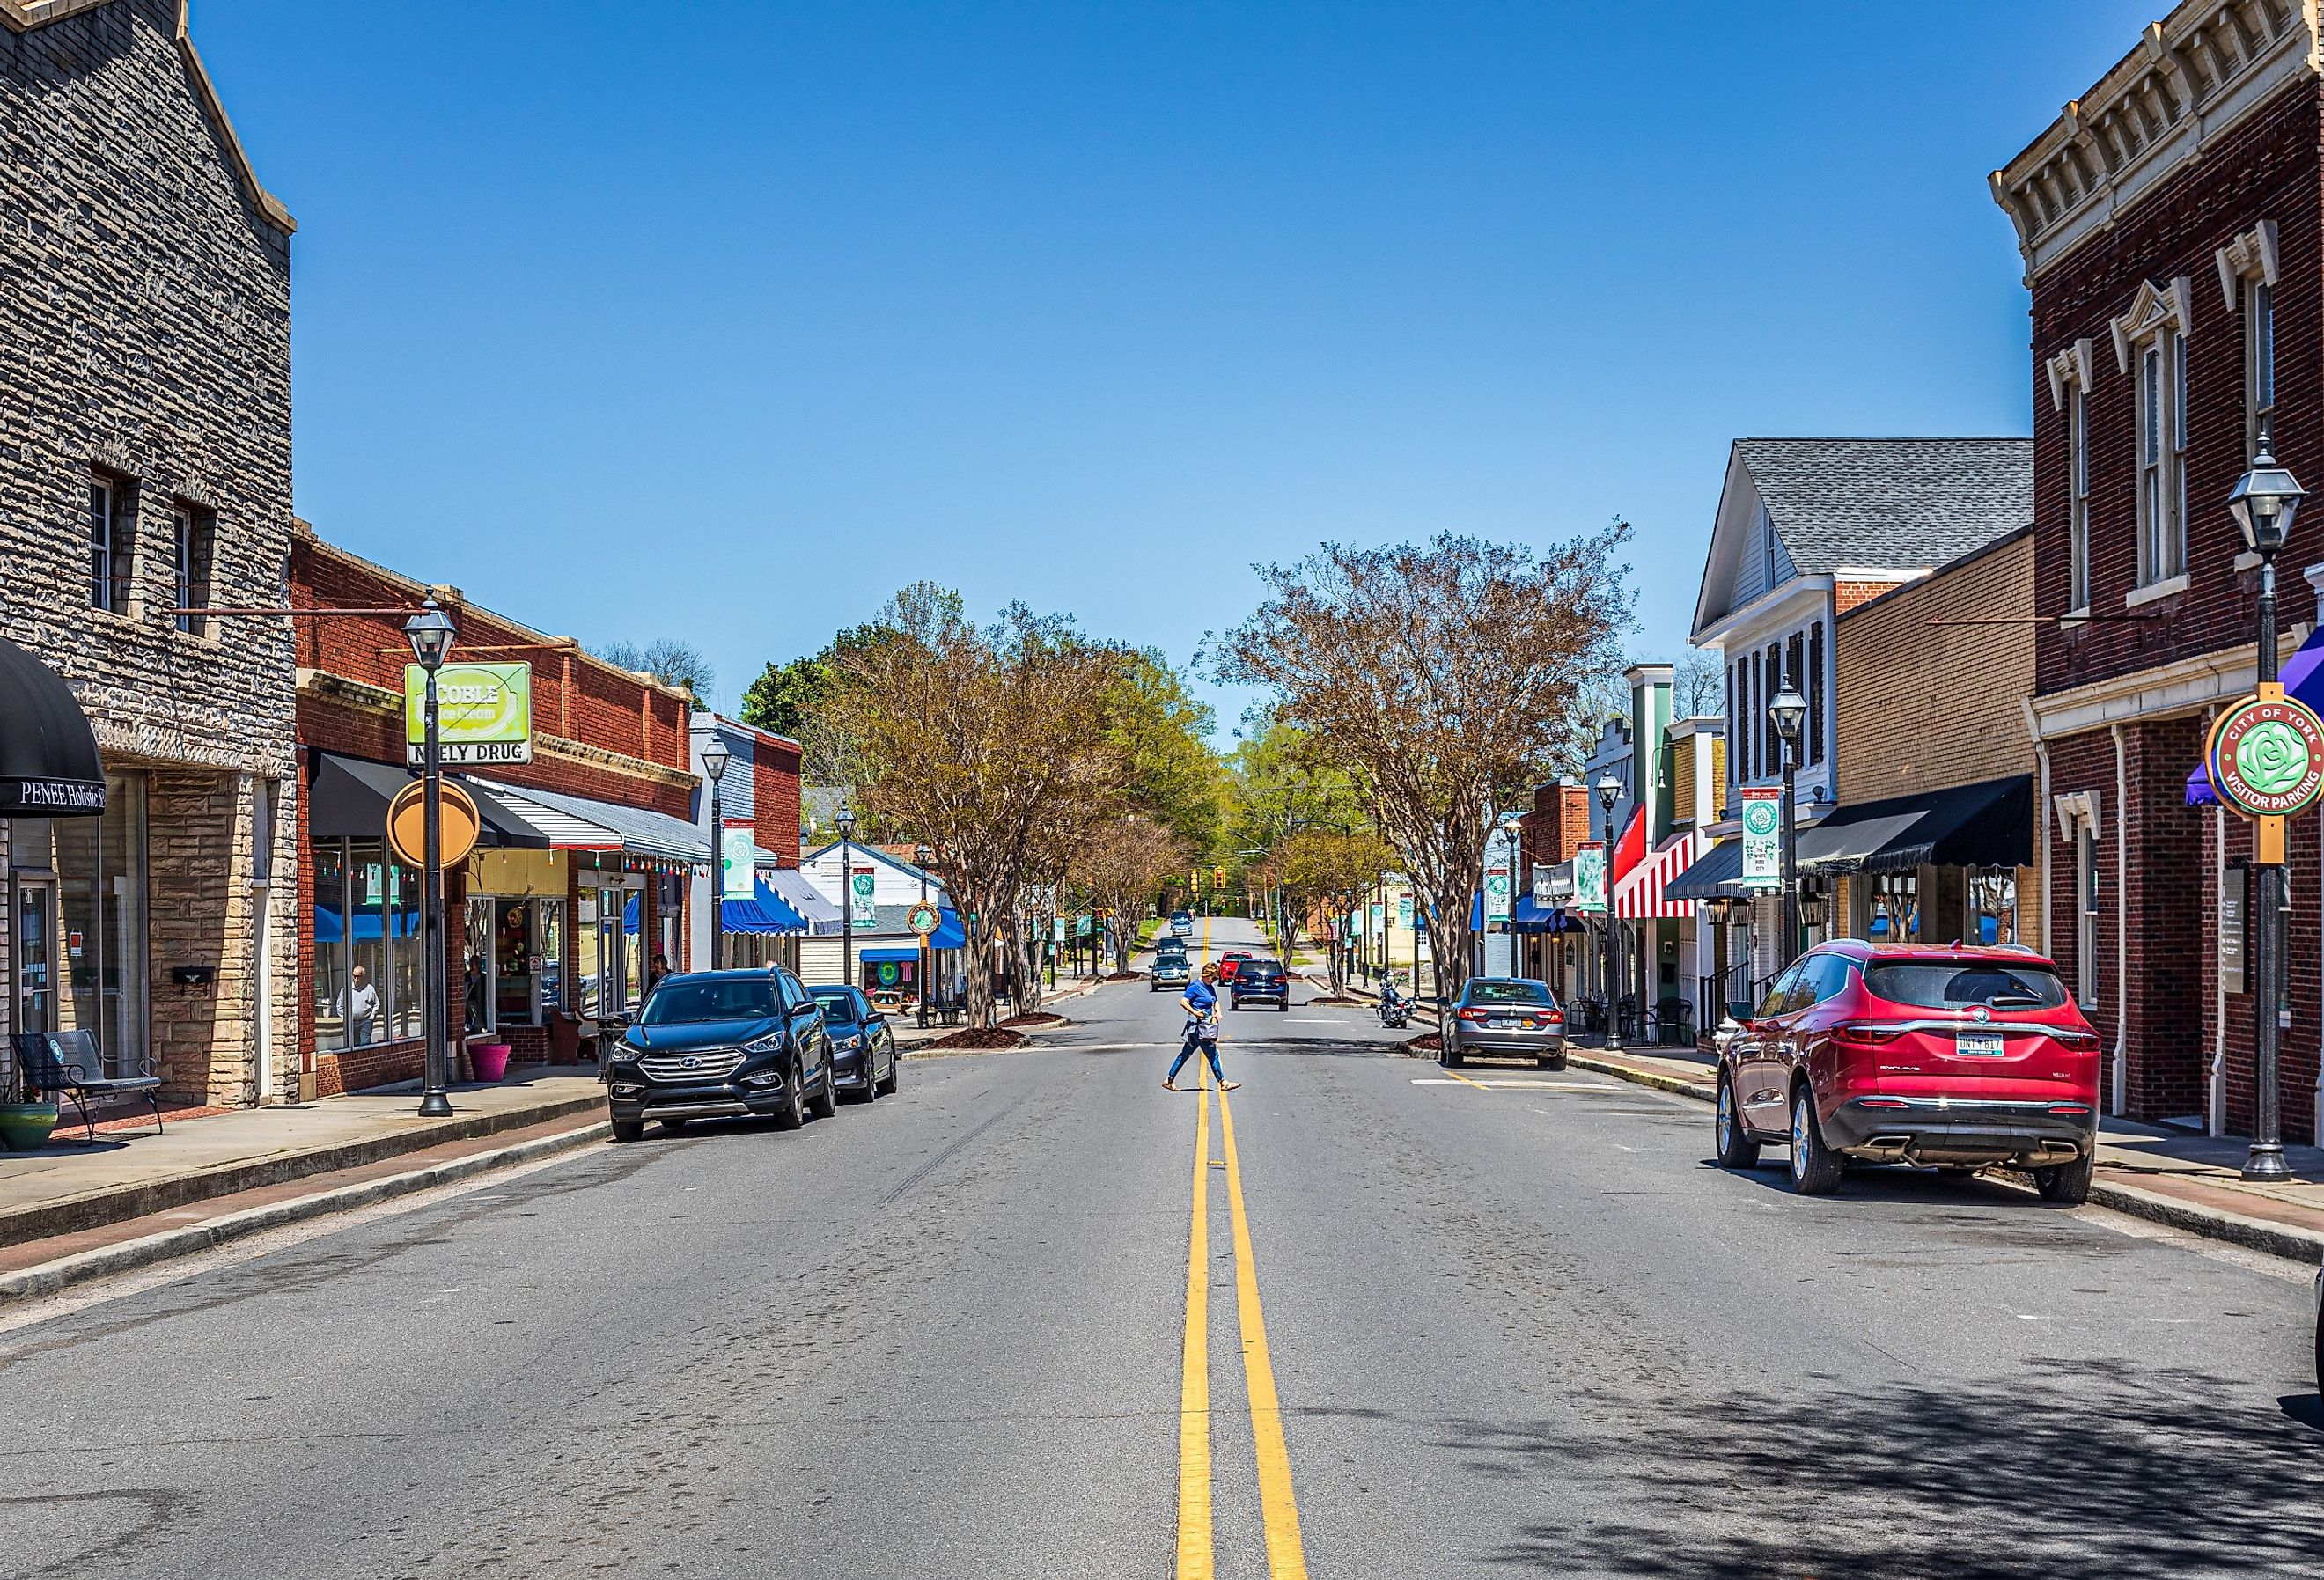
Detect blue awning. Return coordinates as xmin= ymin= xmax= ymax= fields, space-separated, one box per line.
xmin=2190 ymin=625 xmax=2324 ymax=804
xmin=860 ymin=945 xmax=922 ymax=964
xmin=721 ymin=895 xmax=799 ymax=935
xmin=1510 ymin=893 xmax=1584 ymax=934
xmin=930 ymin=907 xmax=965 ymax=951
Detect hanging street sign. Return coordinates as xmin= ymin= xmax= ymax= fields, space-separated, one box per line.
xmin=405 ymin=662 xmax=532 ymax=768
xmin=1739 ymin=787 xmax=1783 ymax=888
xmin=849 ymin=867 xmax=878 ymax=925
xmin=908 ymin=902 xmax=941 ymax=937
xmin=721 ymin=821 xmax=755 ymax=900
xmin=1483 ymin=869 xmax=1512 ymax=922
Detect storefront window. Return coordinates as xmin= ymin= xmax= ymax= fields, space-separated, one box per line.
xmin=575 ymin=892 xmax=602 ymax=1018
xmin=1968 ymin=870 xmax=2018 ymax=947
xmin=538 ymin=899 xmax=565 ymax=1014
xmin=314 ymin=840 xmax=349 ymax=1052
xmin=1864 ymin=872 xmax=1918 ymax=944
xmin=385 ymin=858 xmax=423 ymax=1041
xmin=54 ymin=771 xmax=148 ymax=1077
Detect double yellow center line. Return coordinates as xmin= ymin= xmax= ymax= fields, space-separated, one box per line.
xmin=1175 ymin=1062 xmax=1309 ymax=1580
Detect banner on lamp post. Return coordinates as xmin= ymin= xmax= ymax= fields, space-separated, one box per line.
xmin=849 ymin=867 xmax=877 ymax=926
xmin=1572 ymin=841 xmax=1606 ymax=915
xmin=721 ymin=821 xmax=754 ymax=900
xmin=1740 ymin=787 xmax=1783 ymax=888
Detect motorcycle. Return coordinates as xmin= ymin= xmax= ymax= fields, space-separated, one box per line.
xmin=1378 ymin=981 xmax=1413 ymax=1030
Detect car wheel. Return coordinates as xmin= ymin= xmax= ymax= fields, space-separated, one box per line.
xmin=610 ymin=1117 xmax=644 ymax=1144
xmin=1538 ymin=1051 xmax=1567 ymax=1071
xmin=1715 ymin=1075 xmax=1761 ymax=1169
xmin=1278 ymin=999 xmax=1288 ymax=1011
xmin=810 ymin=1052 xmax=839 ymax=1120
xmin=857 ymin=1056 xmax=878 ymax=1104
xmin=1788 ymin=1087 xmax=1842 ymax=1194
xmin=876 ymin=1047 xmax=900 ymax=1096
xmin=1444 ymin=1040 xmax=1466 ymax=1069
xmin=773 ymin=1059 xmax=805 ymax=1130
xmin=2034 ymin=1151 xmax=2095 ymax=1205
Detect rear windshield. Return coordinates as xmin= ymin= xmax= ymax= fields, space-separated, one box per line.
xmin=1465 ymin=980 xmax=1554 ymax=1005
xmin=810 ymin=989 xmax=862 ymax=1025
xmin=1248 ymin=959 xmax=1283 ymax=974
xmin=1864 ymin=962 xmax=2069 ymax=1012
xmin=643 ymin=977 xmax=780 ymax=1025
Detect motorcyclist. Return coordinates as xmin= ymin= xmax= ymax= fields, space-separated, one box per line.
xmin=1165 ymin=962 xmax=1237 ymax=1091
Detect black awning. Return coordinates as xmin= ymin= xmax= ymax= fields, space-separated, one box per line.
xmin=1664 ymin=837 xmax=1751 ymax=902
xmin=307 ymin=753 xmax=549 ymax=849
xmin=0 ymin=637 xmax=105 ymax=816
xmin=1800 ymin=775 xmax=2034 ymax=876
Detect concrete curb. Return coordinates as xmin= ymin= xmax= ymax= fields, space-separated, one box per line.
xmin=1573 ymin=1051 xmax=2324 ymax=1267
xmin=0 ymin=1118 xmax=610 ymax=1311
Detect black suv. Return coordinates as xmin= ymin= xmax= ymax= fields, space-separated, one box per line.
xmin=605 ymin=967 xmax=835 ymax=1143
xmin=1231 ymin=956 xmax=1291 ymax=1010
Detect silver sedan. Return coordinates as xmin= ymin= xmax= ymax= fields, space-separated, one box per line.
xmin=1445 ymin=978 xmax=1568 ymax=1069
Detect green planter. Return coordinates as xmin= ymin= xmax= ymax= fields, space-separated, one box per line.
xmin=0 ymin=1102 xmax=60 ymax=1152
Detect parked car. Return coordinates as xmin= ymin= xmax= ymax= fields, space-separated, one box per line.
xmin=1445 ymin=977 xmax=1565 ymax=1068
xmin=811 ymin=984 xmax=900 ymax=1101
xmin=1714 ymin=940 xmax=2101 ymax=1201
xmin=1230 ymin=957 xmax=1290 ymax=1010
xmin=1151 ymin=947 xmax=1191 ymax=991
xmin=1217 ymin=950 xmax=1254 ymax=983
xmin=1171 ymin=910 xmax=1195 ymax=937
xmin=604 ymin=967 xmax=835 ymax=1143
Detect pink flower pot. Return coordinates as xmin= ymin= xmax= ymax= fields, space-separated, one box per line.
xmin=471 ymin=1044 xmax=511 ymax=1083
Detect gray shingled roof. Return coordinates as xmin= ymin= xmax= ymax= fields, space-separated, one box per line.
xmin=1738 ymin=437 xmax=2032 ymax=573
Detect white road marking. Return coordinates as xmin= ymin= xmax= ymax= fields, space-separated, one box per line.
xmin=1409 ymin=1078 xmax=1622 ymax=1091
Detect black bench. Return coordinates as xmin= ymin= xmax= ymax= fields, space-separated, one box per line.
xmin=11 ymin=1030 xmax=165 ymax=1144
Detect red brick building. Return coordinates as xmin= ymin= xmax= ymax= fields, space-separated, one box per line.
xmin=1991 ymin=0 xmax=2323 ymax=1137
xmin=291 ymin=527 xmax=705 ymax=1095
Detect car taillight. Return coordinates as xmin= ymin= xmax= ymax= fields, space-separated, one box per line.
xmin=1856 ymin=1097 xmax=1909 ymax=1110
xmin=2047 ymin=1103 xmax=2093 ymax=1116
xmin=2052 ymin=1030 xmax=2101 ymax=1052
xmin=1457 ymin=1008 xmax=1489 ymax=1023
xmin=1547 ymin=1010 xmax=1564 ymax=1024
xmin=1832 ymin=1023 xmax=1904 ymax=1046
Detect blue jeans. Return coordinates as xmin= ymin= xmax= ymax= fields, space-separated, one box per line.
xmin=1168 ymin=1023 xmax=1224 ymax=1085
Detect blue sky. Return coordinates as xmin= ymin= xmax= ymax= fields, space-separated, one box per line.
xmin=197 ymin=2 xmax=2144 ymax=735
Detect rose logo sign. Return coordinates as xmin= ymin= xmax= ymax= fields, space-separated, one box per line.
xmin=2209 ymin=694 xmax=2324 ymax=819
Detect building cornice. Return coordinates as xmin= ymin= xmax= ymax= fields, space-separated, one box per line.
xmin=2027 ymin=628 xmax=2310 ymax=739
xmin=1989 ymin=1 xmax=2318 ymax=283
xmin=295 ymin=669 xmax=698 ymax=790
xmin=1691 ymin=575 xmax=1835 ymax=650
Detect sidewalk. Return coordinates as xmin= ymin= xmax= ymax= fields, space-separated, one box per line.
xmin=1571 ymin=1040 xmax=2324 ymax=1263
xmin=0 ymin=1066 xmax=607 ymax=1251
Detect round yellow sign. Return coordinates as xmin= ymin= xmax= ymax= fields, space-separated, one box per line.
xmin=386 ymin=779 xmax=482 ymax=868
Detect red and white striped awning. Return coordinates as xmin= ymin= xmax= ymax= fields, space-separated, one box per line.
xmin=1614 ymin=831 xmax=1703 ymax=920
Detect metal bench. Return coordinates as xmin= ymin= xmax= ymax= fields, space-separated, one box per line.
xmin=11 ymin=1029 xmax=165 ymax=1144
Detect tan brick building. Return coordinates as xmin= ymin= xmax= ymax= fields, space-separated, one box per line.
xmin=0 ymin=0 xmax=300 ymax=1107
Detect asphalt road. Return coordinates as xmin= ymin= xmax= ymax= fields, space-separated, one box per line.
xmin=4 ymin=916 xmax=2320 ymax=1578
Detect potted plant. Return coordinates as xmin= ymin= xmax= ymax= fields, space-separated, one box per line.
xmin=0 ymin=1042 xmax=61 ymax=1152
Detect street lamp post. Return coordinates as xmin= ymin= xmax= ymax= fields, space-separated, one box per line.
xmin=1769 ymin=685 xmax=1808 ymax=968
xmin=404 ymin=598 xmax=457 ymax=1119
xmin=1595 ymin=772 xmax=1622 ymax=1050
xmin=2227 ymin=422 xmax=2306 ymax=1182
xmin=701 ymin=736 xmax=732 ymax=973
xmin=836 ymin=805 xmax=857 ymax=996
xmin=915 ymin=843 xmax=934 ymax=1030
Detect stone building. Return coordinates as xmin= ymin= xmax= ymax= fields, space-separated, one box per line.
xmin=1991 ymin=0 xmax=2324 ymax=1138
xmin=0 ymin=0 xmax=299 ymax=1106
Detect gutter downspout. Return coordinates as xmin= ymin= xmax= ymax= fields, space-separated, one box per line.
xmin=2021 ymin=698 xmax=2048 ymax=956
xmin=2212 ymin=794 xmax=2228 ymax=1137
xmin=2111 ymin=723 xmax=2129 ymax=1117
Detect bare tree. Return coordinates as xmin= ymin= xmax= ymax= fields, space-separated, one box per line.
xmin=1216 ymin=527 xmax=1631 ymax=1004
xmin=1079 ymin=818 xmax=1188 ymax=973
xmin=1275 ymin=825 xmax=1398 ymax=993
xmin=596 ymin=637 xmax=717 ymax=704
xmin=1676 ymin=647 xmax=1724 ymax=717
xmin=823 ymin=584 xmax=1126 ymax=1029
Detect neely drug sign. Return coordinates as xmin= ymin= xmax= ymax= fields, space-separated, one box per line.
xmin=406 ymin=663 xmax=533 ymax=768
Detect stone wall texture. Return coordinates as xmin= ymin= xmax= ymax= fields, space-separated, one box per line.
xmin=0 ymin=0 xmax=299 ymax=1105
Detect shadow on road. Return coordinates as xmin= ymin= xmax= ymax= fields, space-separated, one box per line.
xmin=1438 ymin=1362 xmax=2324 ymax=1576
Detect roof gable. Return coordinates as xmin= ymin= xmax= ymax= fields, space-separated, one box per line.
xmin=4 ymin=0 xmax=295 ymax=235
xmin=1737 ymin=437 xmax=2031 ymax=577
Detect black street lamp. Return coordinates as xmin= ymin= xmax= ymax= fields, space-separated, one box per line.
xmin=836 ymin=805 xmax=857 ymax=996
xmin=701 ymin=735 xmax=732 ymax=972
xmin=915 ymin=842 xmax=934 ymax=1030
xmin=1595 ymin=771 xmax=1622 ymax=1049
xmin=2227 ymin=420 xmax=2306 ymax=1182
xmin=403 ymin=597 xmax=457 ymax=1119
xmin=1769 ymin=684 xmax=1808 ymax=968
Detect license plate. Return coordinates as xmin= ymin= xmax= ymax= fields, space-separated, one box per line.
xmin=1955 ymin=1033 xmax=2005 ymax=1058
xmin=1490 ymin=1018 xmax=1518 ymax=1031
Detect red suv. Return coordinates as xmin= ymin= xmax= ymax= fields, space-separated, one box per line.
xmin=1216 ymin=951 xmax=1253 ymax=983
xmin=1714 ymin=940 xmax=2101 ymax=1202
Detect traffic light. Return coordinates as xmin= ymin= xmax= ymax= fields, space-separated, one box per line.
xmin=1191 ymin=866 xmax=1201 ymax=891
xmin=1212 ymin=865 xmax=1225 ymax=888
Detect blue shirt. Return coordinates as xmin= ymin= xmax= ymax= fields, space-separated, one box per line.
xmin=1182 ymin=980 xmax=1217 ymax=1017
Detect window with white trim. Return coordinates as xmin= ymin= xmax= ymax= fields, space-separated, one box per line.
xmin=89 ymin=474 xmax=133 ymax=613
xmin=2069 ymin=386 xmax=2090 ymax=610
xmin=2076 ymin=823 xmax=2098 ymax=1010
xmin=2248 ymin=277 xmax=2275 ymax=456
xmin=2136 ymin=328 xmax=2188 ymax=584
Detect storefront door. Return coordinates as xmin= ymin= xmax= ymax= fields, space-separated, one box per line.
xmin=15 ymin=876 xmax=57 ymax=1034
xmin=494 ymin=899 xmax=536 ymax=1025
xmin=464 ymin=896 xmax=494 ymax=1036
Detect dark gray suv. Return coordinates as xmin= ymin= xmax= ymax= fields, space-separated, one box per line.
xmin=604 ymin=967 xmax=835 ymax=1143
